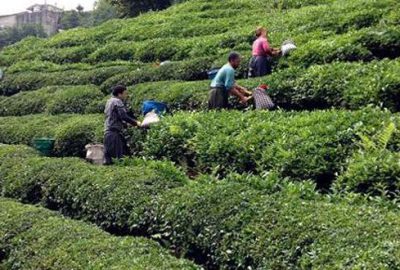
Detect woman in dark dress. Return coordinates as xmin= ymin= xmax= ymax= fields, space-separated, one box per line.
xmin=249 ymin=27 xmax=280 ymax=77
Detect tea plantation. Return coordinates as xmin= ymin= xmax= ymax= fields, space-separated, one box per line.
xmin=1 ymin=0 xmax=400 ymax=269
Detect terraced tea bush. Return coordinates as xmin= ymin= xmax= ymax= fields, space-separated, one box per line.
xmin=142 ymin=109 xmax=400 ymax=188
xmin=8 ymin=57 xmax=398 ymax=117
xmin=0 ymin=0 xmax=396 ymax=71
xmin=5 ymin=60 xmax=138 ymax=74
xmin=100 ymin=57 xmax=213 ymax=93
xmin=130 ymin=81 xmax=208 ymax=113
xmin=0 ymin=199 xmax=198 ymax=270
xmin=335 ymin=150 xmax=400 ymax=198
xmin=0 ymin=114 xmax=103 ymax=157
xmin=335 ymin=122 xmax=400 ymax=198
xmin=0 ymin=144 xmax=39 ymax=159
xmin=53 ymin=116 xmax=104 ymax=157
xmin=150 ymin=177 xmax=400 ymax=269
xmin=0 ymin=146 xmax=188 ymax=233
xmin=285 ymin=27 xmax=400 ymax=68
xmin=1 ymin=146 xmax=400 ymax=269
xmin=124 ymin=59 xmax=400 ymax=113
xmin=1 ymin=110 xmax=399 ymax=180
xmin=269 ymin=59 xmax=400 ymax=111
xmin=0 ymin=66 xmax=133 ymax=95
xmin=0 ymin=85 xmax=104 ymax=116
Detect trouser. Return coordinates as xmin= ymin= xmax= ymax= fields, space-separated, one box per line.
xmin=103 ymin=130 xmax=128 ymax=165
xmin=208 ymin=87 xmax=229 ymax=110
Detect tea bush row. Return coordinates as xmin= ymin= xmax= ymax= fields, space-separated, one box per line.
xmin=0 ymin=198 xmax=198 ymax=269
xmin=1 ymin=109 xmax=399 ymax=188
xmin=0 ymin=85 xmax=103 ymax=116
xmin=1 ymin=145 xmax=400 ymax=269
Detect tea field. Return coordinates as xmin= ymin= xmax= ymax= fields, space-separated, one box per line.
xmin=1 ymin=0 xmax=400 ymax=269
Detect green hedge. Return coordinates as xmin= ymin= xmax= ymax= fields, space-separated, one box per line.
xmin=0 ymin=65 xmax=133 ymax=96
xmin=4 ymin=58 xmax=399 ymax=117
xmin=5 ymin=60 xmax=138 ymax=74
xmin=149 ymin=177 xmax=400 ymax=269
xmin=0 ymin=145 xmax=188 ymax=233
xmin=141 ymin=109 xmax=400 ymax=187
xmin=0 ymin=85 xmax=104 ymax=116
xmin=0 ymin=0 xmax=396 ymax=99
xmin=335 ymin=149 xmax=400 ymax=198
xmin=1 ymin=109 xmax=398 ymax=188
xmin=1 ymin=0 xmax=395 ymax=63
xmin=284 ymin=27 xmax=400 ymax=68
xmin=99 ymin=57 xmax=214 ymax=94
xmin=0 ymin=114 xmax=103 ymax=157
xmin=269 ymin=59 xmax=400 ymax=111
xmin=124 ymin=59 xmax=400 ymax=113
xmin=1 ymin=145 xmax=400 ymax=269
xmin=0 ymin=199 xmax=198 ymax=269
xmin=0 ymin=58 xmax=215 ymax=96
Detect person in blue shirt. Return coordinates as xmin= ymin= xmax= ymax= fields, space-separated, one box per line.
xmin=209 ymin=52 xmax=251 ymax=109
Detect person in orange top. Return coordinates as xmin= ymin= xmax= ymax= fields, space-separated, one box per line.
xmin=249 ymin=27 xmax=281 ymax=77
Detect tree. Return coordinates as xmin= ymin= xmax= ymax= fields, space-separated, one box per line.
xmin=109 ymin=0 xmax=173 ymax=17
xmin=59 ymin=10 xmax=81 ymax=29
xmin=91 ymin=0 xmax=119 ymax=26
xmin=0 ymin=24 xmax=46 ymax=49
xmin=76 ymin=4 xmax=84 ymax=13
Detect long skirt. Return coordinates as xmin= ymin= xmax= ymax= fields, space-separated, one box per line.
xmin=103 ymin=130 xmax=128 ymax=165
xmin=248 ymin=55 xmax=272 ymax=77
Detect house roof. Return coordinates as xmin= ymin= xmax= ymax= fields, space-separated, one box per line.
xmin=27 ymin=4 xmax=63 ymax=12
xmin=0 ymin=11 xmax=27 ymax=19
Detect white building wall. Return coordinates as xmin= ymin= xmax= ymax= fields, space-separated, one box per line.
xmin=0 ymin=15 xmax=18 ymax=29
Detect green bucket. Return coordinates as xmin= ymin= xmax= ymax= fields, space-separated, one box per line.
xmin=33 ymin=138 xmax=55 ymax=156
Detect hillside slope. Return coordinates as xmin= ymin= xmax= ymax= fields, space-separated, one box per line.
xmin=0 ymin=0 xmax=399 ymax=100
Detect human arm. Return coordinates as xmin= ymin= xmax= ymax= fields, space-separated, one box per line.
xmin=271 ymin=48 xmax=282 ymax=57
xmin=224 ymin=68 xmax=236 ymax=93
xmin=116 ymin=103 xmax=140 ymax=127
xmin=234 ymin=83 xmax=252 ymax=96
xmin=262 ymin=38 xmax=272 ymax=56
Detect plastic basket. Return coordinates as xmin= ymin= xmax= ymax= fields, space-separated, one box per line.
xmin=33 ymin=138 xmax=55 ymax=156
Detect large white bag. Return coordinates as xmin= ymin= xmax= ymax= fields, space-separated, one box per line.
xmin=85 ymin=144 xmax=104 ymax=165
xmin=281 ymin=40 xmax=297 ymax=56
xmin=141 ymin=111 xmax=160 ymax=128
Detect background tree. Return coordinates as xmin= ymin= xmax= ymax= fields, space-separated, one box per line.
xmin=109 ymin=0 xmax=174 ymax=17
xmin=91 ymin=0 xmax=119 ymax=26
xmin=60 ymin=1 xmax=118 ymax=29
xmin=0 ymin=24 xmax=46 ymax=49
xmin=59 ymin=10 xmax=81 ymax=29
xmin=76 ymin=4 xmax=85 ymax=13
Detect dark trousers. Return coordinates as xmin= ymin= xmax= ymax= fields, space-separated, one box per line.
xmin=104 ymin=130 xmax=128 ymax=165
xmin=208 ymin=87 xmax=229 ymax=110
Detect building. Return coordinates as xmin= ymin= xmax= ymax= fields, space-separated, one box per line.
xmin=0 ymin=4 xmax=63 ymax=36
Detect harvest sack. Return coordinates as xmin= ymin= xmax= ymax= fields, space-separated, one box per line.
xmin=281 ymin=40 xmax=297 ymax=56
xmin=253 ymin=87 xmax=275 ymax=110
xmin=141 ymin=111 xmax=160 ymax=128
xmin=85 ymin=144 xmax=105 ymax=165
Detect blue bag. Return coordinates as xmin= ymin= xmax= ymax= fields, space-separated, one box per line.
xmin=142 ymin=100 xmax=168 ymax=116
xmin=207 ymin=68 xmax=220 ymax=80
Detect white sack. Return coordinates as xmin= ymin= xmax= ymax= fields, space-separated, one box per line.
xmin=85 ymin=144 xmax=104 ymax=165
xmin=141 ymin=111 xmax=160 ymax=128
